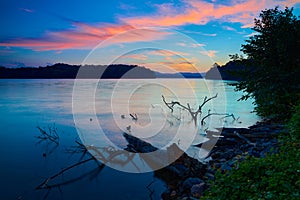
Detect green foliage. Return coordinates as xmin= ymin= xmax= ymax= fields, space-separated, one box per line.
xmin=200 ymin=7 xmax=300 ymax=200
xmin=201 ymin=137 xmax=300 ymax=199
xmin=231 ymin=7 xmax=300 ymax=120
xmin=228 ymin=54 xmax=244 ymax=61
xmin=288 ymin=103 xmax=300 ymax=140
xmin=201 ymin=107 xmax=300 ymax=200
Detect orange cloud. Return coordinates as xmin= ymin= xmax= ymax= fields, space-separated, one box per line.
xmin=2 ymin=0 xmax=298 ymax=52
xmin=200 ymin=50 xmax=218 ymax=57
xmin=123 ymin=0 xmax=299 ymax=28
xmin=138 ymin=55 xmax=203 ymax=73
xmin=143 ymin=61 xmax=198 ymax=73
xmin=120 ymin=53 xmax=148 ymax=61
xmin=117 ymin=50 xmax=203 ymax=72
xmin=149 ymin=49 xmax=189 ymax=57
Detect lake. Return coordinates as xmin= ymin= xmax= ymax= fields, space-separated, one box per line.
xmin=0 ymin=79 xmax=259 ymax=199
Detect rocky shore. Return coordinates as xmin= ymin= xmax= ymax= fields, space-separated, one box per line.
xmin=123 ymin=121 xmax=286 ymax=199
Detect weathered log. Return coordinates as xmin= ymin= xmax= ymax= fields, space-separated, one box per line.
xmin=123 ymin=133 xmax=206 ymax=178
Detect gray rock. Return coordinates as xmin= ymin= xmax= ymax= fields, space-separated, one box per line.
xmin=181 ymin=197 xmax=198 ymax=200
xmin=221 ymin=163 xmax=232 ymax=171
xmin=191 ymin=182 xmax=206 ymax=198
xmin=182 ymin=178 xmax=203 ymax=190
xmin=204 ymin=172 xmax=215 ymax=180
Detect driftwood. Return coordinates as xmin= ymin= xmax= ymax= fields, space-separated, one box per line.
xmin=130 ymin=113 xmax=138 ymax=121
xmin=162 ymin=94 xmax=236 ymax=126
xmin=162 ymin=94 xmax=218 ymax=125
xmin=123 ymin=132 xmax=205 ymax=176
xmin=233 ymin=131 xmax=256 ymax=146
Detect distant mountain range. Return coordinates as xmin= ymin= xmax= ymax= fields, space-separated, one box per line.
xmin=0 ymin=63 xmax=205 ymax=79
xmin=0 ymin=61 xmax=244 ymax=80
xmin=0 ymin=63 xmax=156 ymax=79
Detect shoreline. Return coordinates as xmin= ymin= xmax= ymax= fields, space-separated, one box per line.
xmin=123 ymin=120 xmax=285 ymax=199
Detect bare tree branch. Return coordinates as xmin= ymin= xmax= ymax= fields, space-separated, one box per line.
xmin=162 ymin=94 xmax=219 ymax=126
xmin=198 ymin=94 xmax=218 ymax=110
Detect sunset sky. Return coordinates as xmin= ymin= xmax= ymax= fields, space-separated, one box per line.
xmin=0 ymin=0 xmax=299 ymax=72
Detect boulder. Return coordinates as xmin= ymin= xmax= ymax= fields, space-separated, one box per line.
xmin=191 ymin=182 xmax=206 ymax=198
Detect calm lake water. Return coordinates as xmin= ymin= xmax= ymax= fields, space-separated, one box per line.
xmin=0 ymin=79 xmax=259 ymax=199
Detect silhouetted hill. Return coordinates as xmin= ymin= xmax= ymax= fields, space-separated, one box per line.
xmin=0 ymin=63 xmax=156 ymax=79
xmin=205 ymin=60 xmax=245 ymax=81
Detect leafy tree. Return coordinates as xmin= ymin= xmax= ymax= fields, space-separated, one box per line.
xmin=232 ymin=7 xmax=300 ymax=120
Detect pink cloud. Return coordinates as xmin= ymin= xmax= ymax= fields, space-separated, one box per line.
xmin=2 ymin=0 xmax=298 ymax=52
xmin=123 ymin=0 xmax=299 ymax=28
xmin=0 ymin=23 xmax=171 ymax=51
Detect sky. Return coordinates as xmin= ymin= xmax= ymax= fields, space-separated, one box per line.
xmin=0 ymin=0 xmax=299 ymax=72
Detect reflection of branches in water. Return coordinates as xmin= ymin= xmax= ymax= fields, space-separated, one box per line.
xmin=38 ymin=166 xmax=104 ymax=200
xmin=35 ymin=125 xmax=160 ymax=199
xmin=66 ymin=140 xmax=96 ymax=162
xmin=36 ymin=158 xmax=103 ymax=190
xmin=74 ymin=139 xmax=136 ymax=163
xmin=36 ymin=142 xmax=103 ymax=199
xmin=36 ymin=139 xmax=140 ymax=197
xmin=36 ymin=125 xmax=59 ymax=144
xmin=146 ymin=180 xmax=155 ymax=200
xmin=36 ymin=125 xmax=59 ymax=157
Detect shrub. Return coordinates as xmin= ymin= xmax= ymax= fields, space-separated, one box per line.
xmin=201 ymin=106 xmax=300 ymax=199
xmin=288 ymin=103 xmax=300 ymax=140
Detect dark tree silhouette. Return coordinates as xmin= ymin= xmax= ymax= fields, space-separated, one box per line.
xmin=232 ymin=7 xmax=300 ymax=120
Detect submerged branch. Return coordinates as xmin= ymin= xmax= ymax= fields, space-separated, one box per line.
xmin=201 ymin=112 xmax=236 ymax=125
xmin=198 ymin=93 xmax=218 ymax=111
xmin=130 ymin=113 xmax=138 ymax=121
